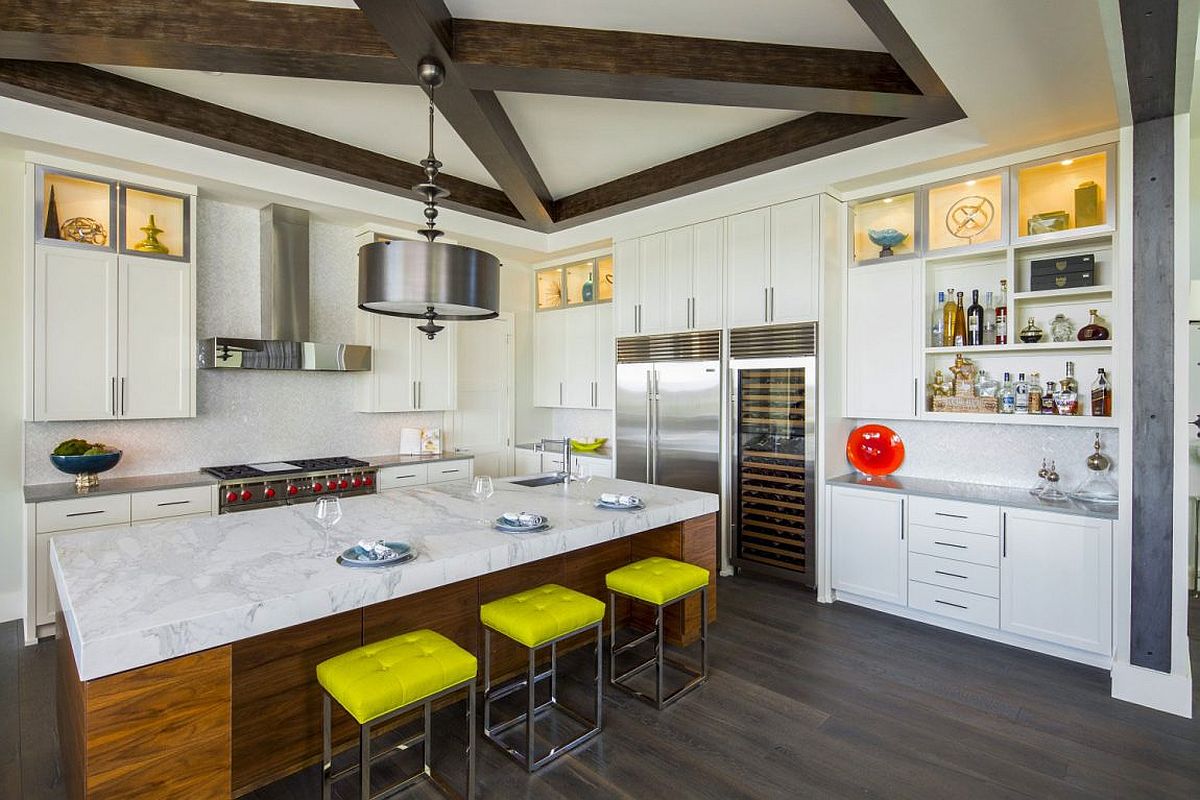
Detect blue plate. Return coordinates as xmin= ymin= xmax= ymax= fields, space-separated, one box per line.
xmin=337 ymin=541 xmax=415 ymax=568
xmin=494 ymin=522 xmax=552 ymax=534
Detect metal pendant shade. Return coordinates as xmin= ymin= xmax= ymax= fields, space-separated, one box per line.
xmin=357 ymin=57 xmax=500 ymax=338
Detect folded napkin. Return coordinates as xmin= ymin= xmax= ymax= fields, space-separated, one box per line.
xmin=500 ymin=511 xmax=543 ymax=527
xmin=352 ymin=539 xmax=396 ymax=561
xmin=600 ymin=493 xmax=642 ymax=507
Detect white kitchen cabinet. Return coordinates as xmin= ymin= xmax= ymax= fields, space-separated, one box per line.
xmin=515 ymin=449 xmax=543 ymax=476
xmin=575 ymin=455 xmax=614 ymax=479
xmin=357 ymin=313 xmax=458 ymax=412
xmin=664 ymin=226 xmax=693 ymax=332
xmin=1000 ymin=507 xmax=1113 ymax=655
xmin=831 ymin=486 xmax=907 ymax=605
xmin=535 ymin=305 xmax=613 ymax=409
xmin=563 ymin=305 xmax=598 ymax=407
xmin=844 ymin=258 xmax=919 ymax=419
xmin=426 ymin=459 xmax=473 ymax=483
xmin=533 ymin=309 xmax=567 ymax=407
xmin=594 ymin=304 xmax=614 ymax=409
xmin=613 ymin=239 xmax=639 ymax=337
xmin=726 ymin=207 xmax=771 ymax=327
xmin=636 ymin=233 xmax=666 ymax=335
xmin=118 ymin=254 xmax=194 ymax=419
xmin=769 ymin=197 xmax=819 ymax=324
xmin=691 ymin=219 xmax=725 ymax=330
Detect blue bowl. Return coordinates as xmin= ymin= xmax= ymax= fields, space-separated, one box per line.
xmin=50 ymin=451 xmax=122 ymax=476
xmin=867 ymin=228 xmax=908 ymax=248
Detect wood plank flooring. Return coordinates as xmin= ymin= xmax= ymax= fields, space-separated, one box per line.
xmin=2 ymin=575 xmax=1198 ymax=799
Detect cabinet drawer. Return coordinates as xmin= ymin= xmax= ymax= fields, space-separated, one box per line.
xmin=909 ymin=552 xmax=999 ymax=598
xmin=908 ymin=580 xmax=999 ymax=628
xmin=378 ymin=464 xmax=429 ymax=490
xmin=908 ymin=524 xmax=999 ymax=567
xmin=131 ymin=485 xmax=213 ymax=522
xmin=36 ymin=494 xmax=131 ymax=533
xmin=908 ymin=496 xmax=999 ymax=536
xmin=428 ymin=459 xmax=471 ymax=483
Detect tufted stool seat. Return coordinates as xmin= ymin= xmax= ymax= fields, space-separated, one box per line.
xmin=606 ymin=557 xmax=710 ymax=709
xmin=480 ymin=584 xmax=604 ymax=772
xmin=316 ymin=629 xmax=476 ymax=799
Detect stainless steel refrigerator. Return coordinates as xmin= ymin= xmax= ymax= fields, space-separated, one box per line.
xmin=615 ymin=331 xmax=721 ymax=495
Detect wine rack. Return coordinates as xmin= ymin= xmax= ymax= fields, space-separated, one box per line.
xmin=733 ymin=367 xmax=812 ymax=582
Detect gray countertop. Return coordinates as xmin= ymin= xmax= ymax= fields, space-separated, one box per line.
xmin=361 ymin=452 xmax=475 ymax=468
xmin=827 ymin=473 xmax=1118 ymax=521
xmin=516 ymin=441 xmax=612 ymax=460
xmin=24 ymin=471 xmax=218 ymax=504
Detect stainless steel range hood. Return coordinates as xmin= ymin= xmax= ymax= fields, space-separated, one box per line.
xmin=198 ymin=204 xmax=372 ymax=371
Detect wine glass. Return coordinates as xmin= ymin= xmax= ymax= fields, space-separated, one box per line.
xmin=313 ymin=496 xmax=343 ymax=556
xmin=571 ymin=460 xmax=593 ymax=504
xmin=471 ymin=475 xmax=494 ymax=525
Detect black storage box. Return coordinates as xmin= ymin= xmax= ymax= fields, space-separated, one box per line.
xmin=1029 ymin=253 xmax=1095 ymax=291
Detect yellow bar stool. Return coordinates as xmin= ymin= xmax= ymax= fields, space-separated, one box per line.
xmin=316 ymin=629 xmax=477 ymax=800
xmin=479 ymin=584 xmax=605 ymax=772
xmin=606 ymin=556 xmax=710 ymax=709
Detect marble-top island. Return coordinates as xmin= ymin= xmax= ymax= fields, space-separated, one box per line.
xmin=52 ymin=476 xmax=718 ymax=799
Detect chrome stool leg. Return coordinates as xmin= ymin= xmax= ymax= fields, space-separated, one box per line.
xmin=608 ymin=585 xmax=709 ymax=709
xmin=322 ymin=694 xmax=333 ymax=800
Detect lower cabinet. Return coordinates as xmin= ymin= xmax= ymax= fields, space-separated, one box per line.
xmin=830 ymin=487 xmax=907 ymax=605
xmin=514 ymin=449 xmax=543 ymax=476
xmin=377 ymin=459 xmax=473 ymax=493
xmin=514 ymin=450 xmax=614 ymax=478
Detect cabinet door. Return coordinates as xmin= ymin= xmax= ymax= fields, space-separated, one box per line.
xmin=663 ymin=226 xmax=693 ymax=332
xmin=691 ymin=218 xmax=724 ymax=330
xmin=118 ymin=255 xmax=192 ymax=418
xmin=514 ymin=449 xmax=543 ymax=476
xmin=533 ymin=310 xmax=566 ymax=407
xmin=769 ymin=197 xmax=818 ymax=324
xmin=35 ymin=533 xmax=59 ymax=627
xmin=33 ymin=246 xmax=119 ymax=420
xmin=563 ymin=306 xmax=597 ymax=407
xmin=726 ymin=208 xmax=771 ymax=327
xmin=594 ymin=303 xmax=615 ymax=409
xmin=845 ymin=259 xmax=919 ymax=419
xmin=637 ymin=233 xmax=666 ymax=334
xmin=361 ymin=314 xmax=415 ymax=412
xmin=831 ymin=487 xmax=907 ymax=605
xmin=413 ymin=320 xmax=456 ymax=410
xmin=1000 ymin=509 xmax=1113 ymax=655
xmin=613 ymin=239 xmax=640 ymax=337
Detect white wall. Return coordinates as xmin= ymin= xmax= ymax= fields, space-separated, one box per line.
xmin=0 ymin=148 xmax=25 ymax=620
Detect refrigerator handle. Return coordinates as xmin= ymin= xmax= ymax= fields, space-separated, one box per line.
xmin=645 ymin=369 xmax=653 ymax=482
xmin=651 ymin=369 xmax=660 ymax=484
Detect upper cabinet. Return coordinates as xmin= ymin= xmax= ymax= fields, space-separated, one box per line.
xmin=727 ymin=198 xmax=820 ymax=327
xmin=726 ymin=208 xmax=771 ymax=327
xmin=535 ymin=255 xmax=612 ymax=311
xmin=356 ymin=313 xmax=457 ymax=412
xmin=27 ymin=161 xmax=196 ymax=422
xmin=617 ymin=220 xmax=726 ymax=336
xmin=1013 ymin=147 xmax=1112 ymax=243
xmin=533 ymin=304 xmax=613 ymax=410
xmin=844 ymin=259 xmax=920 ymax=420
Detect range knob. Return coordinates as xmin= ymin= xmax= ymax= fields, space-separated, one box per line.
xmin=225 ymin=490 xmax=238 ymax=503
xmin=339 ymin=479 xmax=349 ymax=489
xmin=240 ymin=489 xmax=253 ymax=501
xmin=264 ymin=487 xmax=276 ymax=499
xmin=286 ymin=484 xmax=298 ymax=496
xmin=364 ymin=475 xmax=374 ymax=486
xmin=352 ymin=476 xmax=362 ymax=488
xmin=312 ymin=481 xmax=324 ymax=493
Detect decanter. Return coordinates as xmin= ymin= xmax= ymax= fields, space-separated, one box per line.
xmin=1071 ymin=433 xmax=1118 ymax=504
xmin=1077 ymin=308 xmax=1110 ymax=341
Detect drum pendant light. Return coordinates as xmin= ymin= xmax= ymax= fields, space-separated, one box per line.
xmin=358 ymin=58 xmax=500 ymax=339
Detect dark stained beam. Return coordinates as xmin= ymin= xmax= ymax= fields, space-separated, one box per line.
xmin=0 ymin=0 xmax=411 ymax=84
xmin=845 ymin=0 xmax=959 ymax=104
xmin=452 ymin=19 xmax=956 ymax=118
xmin=553 ymin=113 xmax=937 ymax=226
xmin=0 ymin=60 xmax=522 ymax=224
xmin=354 ymin=0 xmax=554 ymax=228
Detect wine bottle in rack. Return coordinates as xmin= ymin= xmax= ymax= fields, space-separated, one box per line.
xmin=942 ymin=287 xmax=957 ymax=347
xmin=967 ymin=289 xmax=984 ymax=346
xmin=995 ymin=280 xmax=1008 ymax=344
xmin=931 ymin=291 xmax=945 ymax=347
xmin=953 ymin=291 xmax=967 ymax=346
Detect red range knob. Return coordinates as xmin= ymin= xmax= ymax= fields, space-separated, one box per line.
xmin=339 ymin=479 xmax=349 ymax=489
xmin=226 ymin=490 xmax=238 ymax=503
xmin=352 ymin=476 xmax=362 ymax=488
xmin=264 ymin=487 xmax=276 ymax=499
xmin=364 ymin=475 xmax=373 ymax=486
xmin=241 ymin=489 xmax=253 ymax=501
xmin=287 ymin=485 xmax=298 ymax=496
xmin=312 ymin=482 xmax=323 ymax=493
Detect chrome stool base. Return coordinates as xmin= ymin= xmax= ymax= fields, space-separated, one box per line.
xmin=322 ymin=679 xmax=476 ymax=800
xmin=482 ymin=622 xmax=603 ymax=772
xmin=609 ymin=585 xmax=708 ymax=709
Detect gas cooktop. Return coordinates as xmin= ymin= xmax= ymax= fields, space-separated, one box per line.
xmin=203 ymin=457 xmax=369 ymax=481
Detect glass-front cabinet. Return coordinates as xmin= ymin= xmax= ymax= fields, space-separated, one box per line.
xmin=1014 ymin=147 xmax=1112 ymax=242
xmin=535 ymin=255 xmax=613 ymax=311
xmin=36 ymin=167 xmax=117 ymax=251
xmin=926 ymin=171 xmax=1006 ymax=254
xmin=850 ymin=191 xmax=918 ymax=264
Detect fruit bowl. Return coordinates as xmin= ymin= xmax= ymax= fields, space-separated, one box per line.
xmin=50 ymin=450 xmax=122 ymax=491
xmin=570 ymin=438 xmax=608 ymax=452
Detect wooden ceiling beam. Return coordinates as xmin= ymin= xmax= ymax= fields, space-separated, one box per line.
xmin=452 ymin=19 xmax=956 ymax=118
xmin=0 ymin=60 xmax=524 ymax=224
xmin=353 ymin=0 xmax=554 ymax=228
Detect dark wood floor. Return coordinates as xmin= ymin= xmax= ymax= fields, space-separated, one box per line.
xmin=4 ymin=575 xmax=1199 ymax=799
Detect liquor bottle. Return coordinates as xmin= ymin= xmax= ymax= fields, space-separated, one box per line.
xmin=931 ymin=291 xmax=946 ymax=347
xmin=966 ymin=289 xmax=984 ymax=346
xmin=953 ymin=291 xmax=967 ymax=347
xmin=942 ymin=287 xmax=957 ymax=347
xmin=1027 ymin=372 xmax=1043 ymax=414
xmin=1041 ymin=381 xmax=1058 ymax=414
xmin=1055 ymin=361 xmax=1079 ymax=415
xmin=1090 ymin=368 xmax=1112 ymax=416
xmin=1077 ymin=309 xmax=1111 ymax=341
xmin=974 ymin=369 xmax=999 ymax=398
xmin=999 ymin=372 xmax=1015 ymax=414
xmin=1014 ymin=372 xmax=1030 ymax=413
xmin=983 ymin=290 xmax=996 ymax=344
xmin=995 ymin=280 xmax=1009 ymax=345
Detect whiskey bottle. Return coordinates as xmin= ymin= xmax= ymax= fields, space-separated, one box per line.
xmin=1077 ymin=308 xmax=1110 ymax=341
xmin=942 ymin=286 xmax=957 ymax=348
xmin=1090 ymin=368 xmax=1112 ymax=416
xmin=999 ymin=372 xmax=1016 ymax=414
xmin=1014 ymin=372 xmax=1030 ymax=413
xmin=1055 ymin=361 xmax=1080 ymax=415
xmin=995 ymin=279 xmax=1009 ymax=344
xmin=931 ymin=291 xmax=946 ymax=347
xmin=953 ymin=291 xmax=967 ymax=347
xmin=1027 ymin=372 xmax=1043 ymax=414
xmin=967 ymin=289 xmax=984 ymax=346
xmin=1041 ymin=381 xmax=1058 ymax=414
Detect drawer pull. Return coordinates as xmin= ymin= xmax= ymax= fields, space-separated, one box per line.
xmin=934 ymin=599 xmax=969 ymax=610
xmin=934 ymin=569 xmax=968 ymax=579
xmin=65 ymin=510 xmax=107 ymax=518
xmin=441 ymin=469 xmax=460 ymax=474
xmin=394 ymin=474 xmax=417 ymax=479
xmin=156 ymin=500 xmax=191 ymax=507
xmin=933 ymin=541 xmax=967 ymax=549
xmin=934 ymin=512 xmax=969 ymax=519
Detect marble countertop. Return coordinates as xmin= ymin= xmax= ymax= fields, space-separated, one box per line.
xmin=516 ymin=441 xmax=613 ymax=460
xmin=361 ymin=452 xmax=476 ymax=468
xmin=24 ymin=471 xmax=218 ymax=504
xmin=52 ymin=476 xmax=717 ymax=681
xmin=827 ymin=473 xmax=1118 ymax=521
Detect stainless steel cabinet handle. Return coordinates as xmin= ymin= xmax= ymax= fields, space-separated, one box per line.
xmin=559 ymin=382 xmax=563 ymax=405
xmin=769 ymin=286 xmax=775 ymax=321
xmin=66 ymin=509 xmax=107 ymax=518
xmin=935 ymin=599 xmax=969 ymax=610
xmin=764 ymin=287 xmax=770 ymax=323
xmin=934 ymin=569 xmax=968 ymax=580
xmin=111 ymin=377 xmax=117 ymax=417
xmin=120 ymin=377 xmax=126 ymax=416
xmin=899 ymin=498 xmax=905 ymax=540
xmin=934 ymin=512 xmax=969 ymax=519
xmin=645 ymin=370 xmax=653 ymax=482
xmin=1002 ymin=513 xmax=1007 ymax=558
xmin=156 ymin=500 xmax=191 ymax=507
xmin=934 ymin=541 xmax=967 ymax=549
xmin=913 ymin=377 xmax=918 ymax=416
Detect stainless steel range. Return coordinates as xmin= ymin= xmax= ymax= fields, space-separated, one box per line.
xmin=203 ymin=457 xmax=377 ymax=514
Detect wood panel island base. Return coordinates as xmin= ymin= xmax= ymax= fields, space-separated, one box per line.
xmin=51 ymin=478 xmax=717 ymax=799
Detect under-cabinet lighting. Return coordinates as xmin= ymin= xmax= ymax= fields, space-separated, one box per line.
xmin=882 ymin=197 xmax=894 ymax=203
xmin=965 ymin=180 xmax=977 ymax=186
xmin=1060 ymin=159 xmax=1074 ymax=166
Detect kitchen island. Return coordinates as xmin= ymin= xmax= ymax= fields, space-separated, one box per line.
xmin=51 ymin=476 xmax=718 ymax=799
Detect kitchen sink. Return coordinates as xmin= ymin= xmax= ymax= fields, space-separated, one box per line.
xmin=510 ymin=475 xmax=565 ymax=487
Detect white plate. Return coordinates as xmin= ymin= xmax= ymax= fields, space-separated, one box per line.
xmin=596 ymin=499 xmax=645 ymax=510
xmin=494 ymin=523 xmax=552 ymax=534
xmin=337 ymin=541 xmax=413 ymax=567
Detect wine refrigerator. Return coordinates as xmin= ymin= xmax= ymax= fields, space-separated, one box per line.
xmin=728 ymin=323 xmax=817 ymax=586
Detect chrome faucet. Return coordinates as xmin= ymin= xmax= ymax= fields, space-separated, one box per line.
xmin=560 ymin=437 xmax=576 ymax=484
